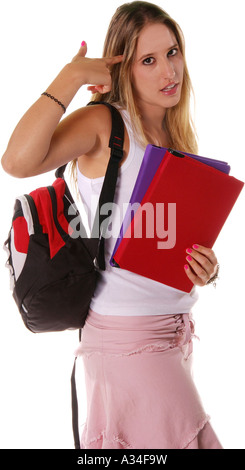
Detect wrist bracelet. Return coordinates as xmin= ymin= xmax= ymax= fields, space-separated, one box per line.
xmin=41 ymin=92 xmax=66 ymax=113
xmin=206 ymin=263 xmax=220 ymax=288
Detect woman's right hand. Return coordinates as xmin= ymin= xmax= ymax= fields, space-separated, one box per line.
xmin=71 ymin=41 xmax=124 ymax=94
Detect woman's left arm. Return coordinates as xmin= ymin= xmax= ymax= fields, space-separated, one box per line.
xmin=184 ymin=244 xmax=219 ymax=287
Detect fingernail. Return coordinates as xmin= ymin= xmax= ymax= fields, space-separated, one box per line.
xmin=184 ymin=265 xmax=189 ymax=270
xmin=186 ymin=248 xmax=192 ymax=254
xmin=187 ymin=256 xmax=192 ymax=262
xmin=81 ymin=41 xmax=86 ymax=46
xmin=193 ymin=244 xmax=199 ymax=249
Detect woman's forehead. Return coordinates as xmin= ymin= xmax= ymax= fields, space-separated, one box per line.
xmin=135 ymin=23 xmax=177 ymax=58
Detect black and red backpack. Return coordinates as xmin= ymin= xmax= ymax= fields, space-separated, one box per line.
xmin=4 ymin=102 xmax=124 ymax=333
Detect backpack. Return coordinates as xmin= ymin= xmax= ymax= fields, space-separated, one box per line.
xmin=4 ymin=102 xmax=124 ymax=333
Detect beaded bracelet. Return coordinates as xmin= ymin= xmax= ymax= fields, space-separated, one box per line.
xmin=41 ymin=92 xmax=66 ymax=113
xmin=206 ymin=263 xmax=220 ymax=287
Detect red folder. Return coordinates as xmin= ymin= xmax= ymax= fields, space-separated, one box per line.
xmin=113 ymin=150 xmax=244 ymax=292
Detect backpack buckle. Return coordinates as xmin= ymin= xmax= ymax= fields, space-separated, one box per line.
xmin=111 ymin=147 xmax=124 ymax=160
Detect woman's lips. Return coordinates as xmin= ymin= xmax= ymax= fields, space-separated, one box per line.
xmin=160 ymin=83 xmax=179 ymax=96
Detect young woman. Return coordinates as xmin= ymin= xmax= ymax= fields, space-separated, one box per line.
xmin=2 ymin=1 xmax=222 ymax=449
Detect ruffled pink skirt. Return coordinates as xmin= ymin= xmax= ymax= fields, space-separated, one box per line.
xmin=75 ymin=309 xmax=222 ymax=449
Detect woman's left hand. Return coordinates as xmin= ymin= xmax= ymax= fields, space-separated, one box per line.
xmin=184 ymin=244 xmax=218 ymax=287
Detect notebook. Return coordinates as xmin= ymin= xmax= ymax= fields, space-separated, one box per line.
xmin=111 ymin=149 xmax=244 ymax=292
xmin=110 ymin=145 xmax=231 ymax=266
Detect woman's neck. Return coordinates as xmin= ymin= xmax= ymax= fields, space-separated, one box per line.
xmin=137 ymin=102 xmax=170 ymax=147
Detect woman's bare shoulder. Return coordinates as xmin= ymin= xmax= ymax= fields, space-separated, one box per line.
xmin=71 ymin=102 xmax=112 ymax=132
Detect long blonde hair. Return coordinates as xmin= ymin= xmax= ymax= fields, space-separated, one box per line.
xmin=92 ymin=1 xmax=197 ymax=151
xmin=70 ymin=1 xmax=198 ymax=182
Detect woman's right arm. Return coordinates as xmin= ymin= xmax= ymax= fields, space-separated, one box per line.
xmin=1 ymin=43 xmax=123 ymax=178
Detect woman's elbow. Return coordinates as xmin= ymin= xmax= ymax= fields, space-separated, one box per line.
xmin=1 ymin=151 xmax=32 ymax=178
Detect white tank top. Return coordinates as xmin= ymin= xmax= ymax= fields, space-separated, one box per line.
xmin=76 ymin=107 xmax=198 ymax=316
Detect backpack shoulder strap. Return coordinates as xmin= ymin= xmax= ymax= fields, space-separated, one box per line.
xmin=55 ymin=102 xmax=125 ymax=269
xmin=89 ymin=102 xmax=125 ymax=268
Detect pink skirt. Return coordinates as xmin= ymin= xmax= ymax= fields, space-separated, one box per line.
xmin=75 ymin=309 xmax=222 ymax=449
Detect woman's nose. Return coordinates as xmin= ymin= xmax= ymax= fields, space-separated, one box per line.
xmin=160 ymin=59 xmax=176 ymax=80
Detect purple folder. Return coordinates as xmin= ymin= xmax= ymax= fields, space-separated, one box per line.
xmin=110 ymin=145 xmax=230 ymax=266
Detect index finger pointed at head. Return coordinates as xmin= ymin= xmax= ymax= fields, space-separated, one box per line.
xmin=105 ymin=55 xmax=124 ymax=66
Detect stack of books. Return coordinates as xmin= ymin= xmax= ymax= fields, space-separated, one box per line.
xmin=110 ymin=145 xmax=244 ymax=292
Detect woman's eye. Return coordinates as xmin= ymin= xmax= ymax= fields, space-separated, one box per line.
xmin=167 ymin=48 xmax=178 ymax=57
xmin=143 ymin=57 xmax=155 ymax=65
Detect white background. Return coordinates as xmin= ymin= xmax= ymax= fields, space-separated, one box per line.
xmin=0 ymin=0 xmax=244 ymax=449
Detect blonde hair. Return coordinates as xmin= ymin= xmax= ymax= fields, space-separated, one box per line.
xmin=71 ymin=1 xmax=198 ymax=182
xmin=91 ymin=1 xmax=198 ymax=153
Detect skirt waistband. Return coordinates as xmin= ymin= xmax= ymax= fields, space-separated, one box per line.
xmin=86 ymin=309 xmax=189 ymax=329
xmin=76 ymin=310 xmax=195 ymax=360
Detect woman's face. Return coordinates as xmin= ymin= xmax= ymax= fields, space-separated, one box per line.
xmin=131 ymin=22 xmax=184 ymax=114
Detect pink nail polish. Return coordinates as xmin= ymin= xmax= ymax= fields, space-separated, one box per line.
xmin=81 ymin=41 xmax=85 ymax=46
xmin=187 ymin=255 xmax=192 ymax=262
xmin=184 ymin=265 xmax=189 ymax=270
xmin=193 ymin=244 xmax=199 ymax=249
xmin=186 ymin=248 xmax=192 ymax=254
